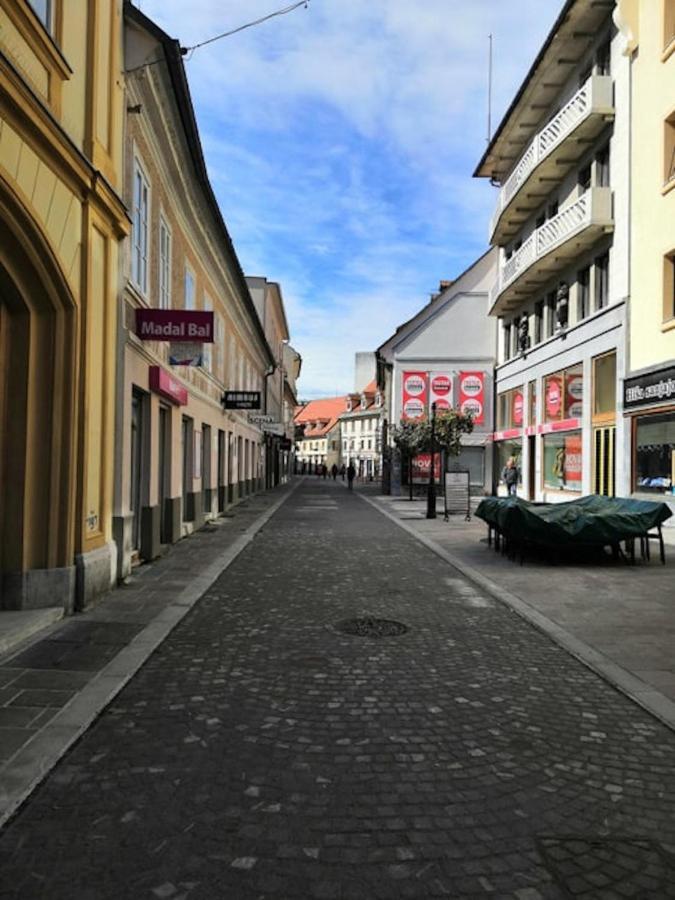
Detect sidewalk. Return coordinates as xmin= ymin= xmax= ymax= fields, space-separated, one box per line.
xmin=357 ymin=483 xmax=675 ymax=729
xmin=0 ymin=482 xmax=297 ymax=827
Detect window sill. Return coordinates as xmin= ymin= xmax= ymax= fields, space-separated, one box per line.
xmin=662 ymin=178 xmax=675 ymax=197
xmin=662 ymin=38 xmax=675 ymax=63
xmin=662 ymin=317 xmax=675 ymax=333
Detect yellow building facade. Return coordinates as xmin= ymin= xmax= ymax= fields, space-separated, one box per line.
xmin=616 ymin=0 xmax=675 ymax=502
xmin=0 ymin=1 xmax=128 ymax=611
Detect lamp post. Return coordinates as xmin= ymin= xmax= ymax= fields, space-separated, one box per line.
xmin=426 ymin=401 xmax=437 ymax=519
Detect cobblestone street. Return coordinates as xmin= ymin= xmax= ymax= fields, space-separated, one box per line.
xmin=2 ymin=480 xmax=675 ymax=899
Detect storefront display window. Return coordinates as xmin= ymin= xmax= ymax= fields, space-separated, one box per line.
xmin=544 ymin=365 xmax=583 ymax=423
xmin=528 ymin=380 xmax=536 ymax=427
xmin=635 ymin=413 xmax=675 ymax=495
xmin=449 ymin=447 xmax=485 ymax=487
xmin=543 ymin=431 xmax=582 ymax=492
xmin=497 ymin=387 xmax=524 ymax=430
xmin=593 ymin=352 xmax=616 ymax=418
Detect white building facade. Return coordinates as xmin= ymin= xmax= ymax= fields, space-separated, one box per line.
xmin=475 ymin=0 xmax=630 ymax=500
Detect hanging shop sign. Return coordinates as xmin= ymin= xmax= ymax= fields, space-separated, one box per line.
xmin=221 ymin=391 xmax=262 ymax=410
xmin=136 ymin=309 xmax=214 ymax=342
xmin=148 ymin=366 xmax=187 ymax=405
xmin=429 ymin=372 xmax=453 ymax=411
xmin=247 ymin=413 xmax=274 ymax=425
xmin=401 ymin=371 xmax=429 ymax=421
xmin=169 ymin=342 xmax=203 ymax=366
xmin=624 ymin=365 xmax=675 ymax=410
xmin=458 ymin=371 xmax=485 ymax=424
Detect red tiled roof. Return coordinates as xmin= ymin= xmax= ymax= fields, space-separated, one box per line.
xmin=294 ymin=396 xmax=346 ymax=424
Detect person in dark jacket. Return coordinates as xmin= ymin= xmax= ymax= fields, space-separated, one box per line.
xmin=501 ymin=457 xmax=519 ymax=496
xmin=331 ymin=464 xmax=338 ymax=480
xmin=347 ymin=464 xmax=356 ymax=490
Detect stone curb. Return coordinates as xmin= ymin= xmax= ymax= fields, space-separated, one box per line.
xmin=0 ymin=482 xmax=300 ymax=829
xmin=359 ymin=490 xmax=675 ymax=734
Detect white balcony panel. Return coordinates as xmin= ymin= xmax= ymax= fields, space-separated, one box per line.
xmin=489 ymin=187 xmax=613 ymax=316
xmin=489 ymin=76 xmax=614 ymax=244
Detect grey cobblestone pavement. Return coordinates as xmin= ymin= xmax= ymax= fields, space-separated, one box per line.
xmin=2 ymin=479 xmax=675 ymax=898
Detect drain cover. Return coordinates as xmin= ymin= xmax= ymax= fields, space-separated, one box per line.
xmin=538 ymin=837 xmax=675 ymax=897
xmin=337 ymin=617 xmax=408 ymax=638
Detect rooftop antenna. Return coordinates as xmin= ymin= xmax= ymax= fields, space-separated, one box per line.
xmin=487 ymin=33 xmax=493 ymax=144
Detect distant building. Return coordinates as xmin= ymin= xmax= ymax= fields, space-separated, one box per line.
xmin=294 ymin=397 xmax=346 ymax=471
xmin=339 ymin=381 xmax=385 ymax=479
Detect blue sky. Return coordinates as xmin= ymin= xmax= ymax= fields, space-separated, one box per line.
xmin=136 ymin=0 xmax=562 ymax=397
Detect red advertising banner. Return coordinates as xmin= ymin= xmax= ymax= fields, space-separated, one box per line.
xmin=512 ymin=390 xmax=524 ymax=427
xmin=429 ymin=372 xmax=453 ymax=411
xmin=148 ymin=365 xmax=187 ymax=405
xmin=402 ymin=371 xmax=428 ymax=421
xmin=411 ymin=452 xmax=442 ymax=484
xmin=563 ymin=433 xmax=582 ymax=484
xmin=136 ymin=309 xmax=214 ymax=342
xmin=545 ymin=375 xmax=563 ymax=419
xmin=458 ymin=371 xmax=485 ymax=424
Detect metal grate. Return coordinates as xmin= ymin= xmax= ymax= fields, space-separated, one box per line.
xmin=336 ymin=618 xmax=408 ymax=638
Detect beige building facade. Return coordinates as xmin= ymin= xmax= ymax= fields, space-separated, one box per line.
xmin=0 ymin=0 xmax=129 ymax=611
xmin=615 ymin=0 xmax=675 ymax=505
xmin=115 ymin=6 xmax=275 ymax=577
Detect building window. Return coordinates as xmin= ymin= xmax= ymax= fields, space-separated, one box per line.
xmin=595 ymin=145 xmax=610 ymax=187
xmin=202 ymin=297 xmax=213 ymax=372
xmin=497 ymin=387 xmax=524 ymax=430
xmin=132 ymin=159 xmax=149 ymax=294
xmin=577 ymin=266 xmax=590 ymax=320
xmin=534 ymin=300 xmax=543 ymax=343
xmin=596 ymin=40 xmax=611 ymax=76
xmin=547 ymin=198 xmax=559 ymax=219
xmin=593 ymin=352 xmax=616 ymax=421
xmin=528 ymin=380 xmax=537 ymax=426
xmin=215 ymin=314 xmax=224 ymax=381
xmin=664 ymin=0 xmax=675 ymax=50
xmin=635 ymin=413 xmax=675 ymax=494
xmin=546 ymin=291 xmax=556 ymax=338
xmin=594 ymin=252 xmax=609 ymax=310
xmin=511 ymin=319 xmax=520 ymax=357
xmin=184 ymin=267 xmax=195 ymax=310
xmin=664 ymin=252 xmax=675 ymax=321
xmin=503 ymin=321 xmax=511 ymax=361
xmin=665 ymin=112 xmax=675 ymax=185
xmin=578 ymin=164 xmax=592 ymax=194
xmin=158 ymin=217 xmax=171 ymax=309
xmin=543 ymin=431 xmax=583 ymax=492
xmin=544 ymin=364 xmax=583 ymax=424
xmin=28 ymin=0 xmax=51 ymax=31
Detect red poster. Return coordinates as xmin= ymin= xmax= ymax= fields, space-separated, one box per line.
xmin=458 ymin=371 xmax=485 ymax=425
xmin=512 ymin=391 xmax=524 ymax=427
xmin=563 ymin=433 xmax=582 ymax=484
xmin=429 ymin=372 xmax=452 ymax=411
xmin=566 ymin=374 xmax=583 ymax=419
xmin=546 ymin=376 xmax=562 ymax=419
xmin=402 ymin=371 xmax=428 ymax=421
xmin=412 ymin=453 xmax=442 ymax=484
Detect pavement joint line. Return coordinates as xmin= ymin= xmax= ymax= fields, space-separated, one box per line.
xmin=0 ymin=481 xmax=301 ymax=830
xmin=358 ymin=489 xmax=675 ymax=735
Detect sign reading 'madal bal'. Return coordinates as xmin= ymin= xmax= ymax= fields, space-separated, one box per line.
xmin=136 ymin=309 xmax=214 ymax=342
xmin=624 ymin=365 xmax=675 ymax=410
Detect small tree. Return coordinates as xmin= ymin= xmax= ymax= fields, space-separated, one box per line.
xmin=389 ymin=420 xmax=427 ymax=500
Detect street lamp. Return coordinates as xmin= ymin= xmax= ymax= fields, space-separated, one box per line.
xmin=426 ymin=401 xmax=437 ymax=519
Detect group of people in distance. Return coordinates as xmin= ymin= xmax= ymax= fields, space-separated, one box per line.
xmin=298 ymin=460 xmax=356 ymax=488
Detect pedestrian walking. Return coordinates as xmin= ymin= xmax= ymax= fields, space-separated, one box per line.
xmin=501 ymin=457 xmax=519 ymax=497
xmin=339 ymin=464 xmax=346 ymax=481
xmin=347 ymin=463 xmax=356 ymax=490
xmin=322 ymin=464 xmax=327 ymax=479
xmin=331 ymin=464 xmax=338 ymax=480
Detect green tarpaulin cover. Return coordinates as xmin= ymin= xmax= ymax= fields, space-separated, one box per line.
xmin=475 ymin=495 xmax=672 ymax=547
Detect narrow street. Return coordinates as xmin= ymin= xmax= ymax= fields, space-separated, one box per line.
xmin=2 ymin=480 xmax=675 ymax=899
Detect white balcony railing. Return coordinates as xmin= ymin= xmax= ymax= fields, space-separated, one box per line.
xmin=490 ymin=187 xmax=613 ymax=312
xmin=489 ymin=75 xmax=614 ymax=240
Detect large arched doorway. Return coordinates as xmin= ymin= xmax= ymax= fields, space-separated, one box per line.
xmin=0 ymin=182 xmax=77 ymax=610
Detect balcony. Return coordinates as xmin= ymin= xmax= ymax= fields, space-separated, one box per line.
xmin=489 ymin=76 xmax=614 ymax=245
xmin=489 ymin=187 xmax=613 ymax=316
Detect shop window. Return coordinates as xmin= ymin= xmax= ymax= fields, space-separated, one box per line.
xmin=664 ymin=252 xmax=675 ymax=322
xmin=595 ymin=145 xmax=610 ymax=188
xmin=577 ymin=266 xmax=590 ymax=320
xmin=664 ymin=112 xmax=675 ymax=185
xmin=592 ymin=352 xmax=616 ymax=420
xmin=497 ymin=387 xmax=524 ymax=430
xmin=594 ymin=252 xmax=609 ymax=310
xmin=635 ymin=413 xmax=675 ymax=495
xmin=543 ymin=431 xmax=582 ymax=492
xmin=664 ymin=0 xmax=675 ymax=51
xmin=544 ymin=364 xmax=583 ymax=423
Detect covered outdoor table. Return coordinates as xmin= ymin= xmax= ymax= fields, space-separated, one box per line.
xmin=475 ymin=495 xmax=672 ymax=563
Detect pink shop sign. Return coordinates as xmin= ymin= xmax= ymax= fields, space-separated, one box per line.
xmin=136 ymin=309 xmax=213 ymax=342
xmin=149 ymin=366 xmax=188 ymax=405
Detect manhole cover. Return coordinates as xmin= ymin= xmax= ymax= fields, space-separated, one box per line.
xmin=537 ymin=836 xmax=675 ymax=897
xmin=336 ymin=617 xmax=408 ymax=638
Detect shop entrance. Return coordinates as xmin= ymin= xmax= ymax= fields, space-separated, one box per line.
xmin=528 ymin=435 xmax=537 ymax=500
xmin=182 ymin=416 xmax=192 ymax=521
xmin=158 ymin=405 xmax=170 ymax=543
xmin=593 ymin=426 xmax=616 ymax=496
xmin=130 ymin=391 xmax=145 ymax=552
xmin=217 ymin=429 xmax=226 ymax=512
